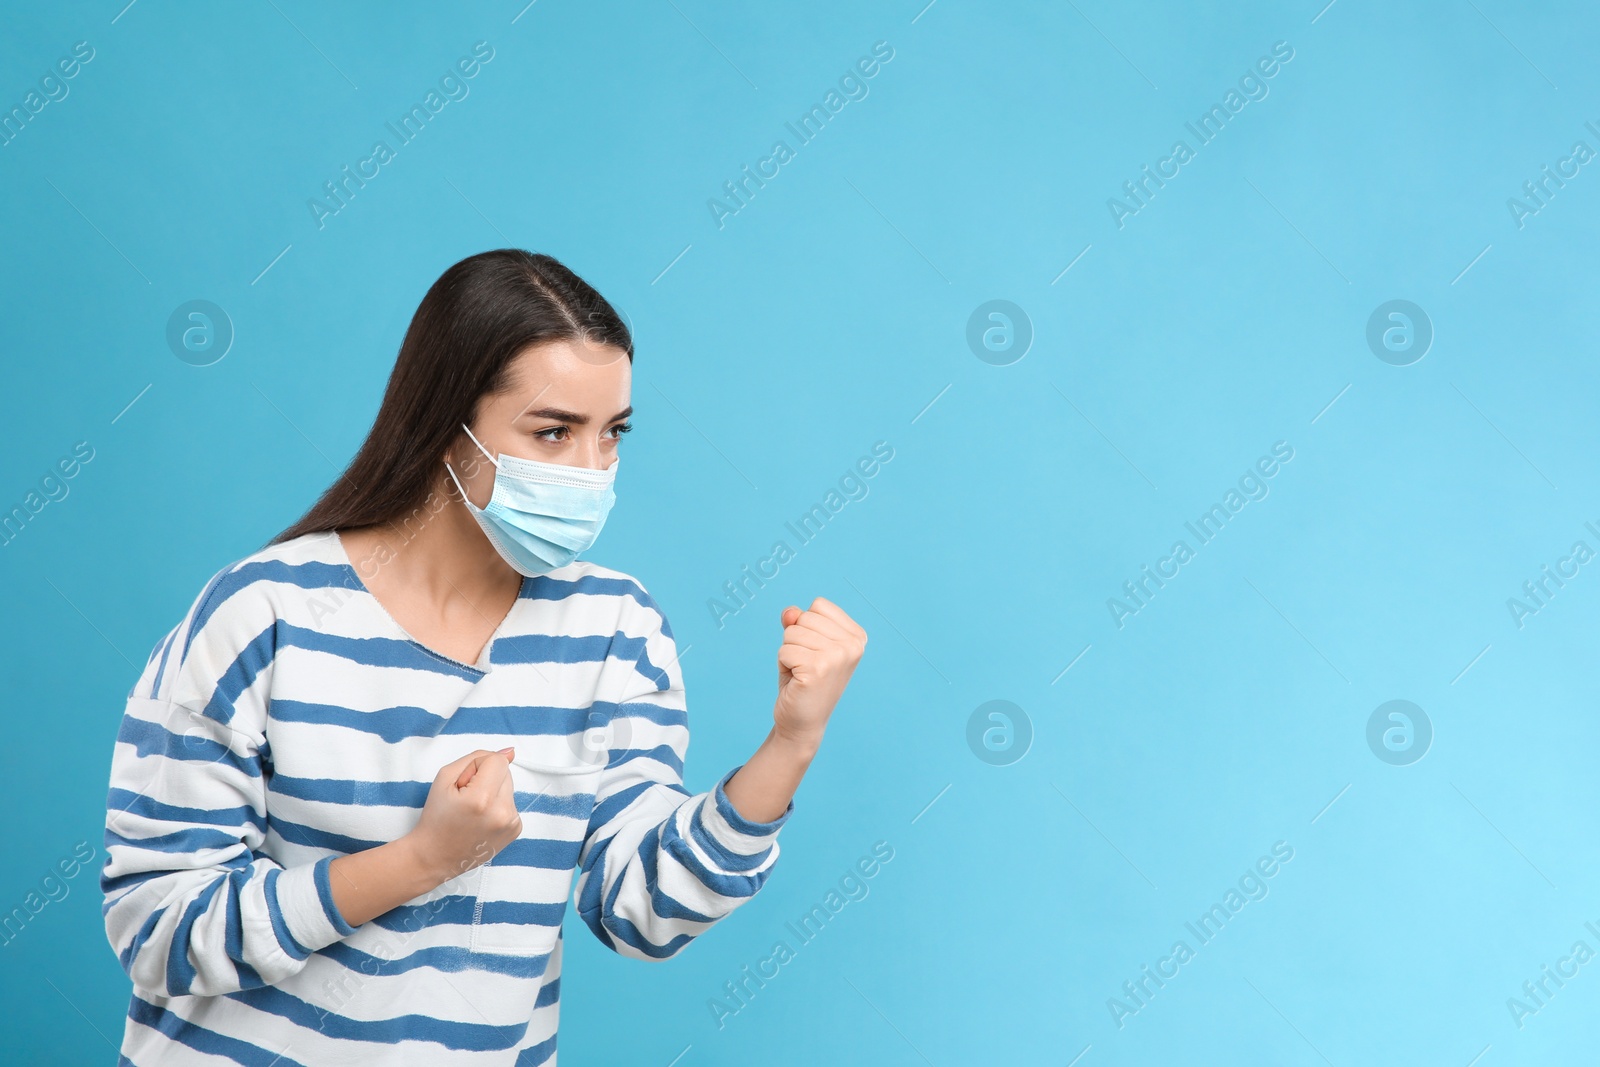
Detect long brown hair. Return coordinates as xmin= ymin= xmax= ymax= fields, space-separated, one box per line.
xmin=268 ymin=249 xmax=632 ymax=546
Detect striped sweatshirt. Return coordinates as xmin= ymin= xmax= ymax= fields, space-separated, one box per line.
xmin=101 ymin=529 xmax=792 ymax=1065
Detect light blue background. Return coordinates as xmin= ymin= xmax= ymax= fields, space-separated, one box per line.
xmin=3 ymin=1 xmax=1598 ymax=1063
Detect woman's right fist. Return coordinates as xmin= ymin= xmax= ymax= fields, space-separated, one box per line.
xmin=406 ymin=747 xmax=523 ymax=884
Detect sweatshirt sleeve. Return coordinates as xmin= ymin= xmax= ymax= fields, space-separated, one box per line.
xmin=100 ymin=566 xmax=356 ymax=997
xmin=573 ymin=585 xmax=793 ymax=961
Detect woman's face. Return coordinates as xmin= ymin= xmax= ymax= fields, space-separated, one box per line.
xmin=451 ymin=337 xmax=632 ymax=501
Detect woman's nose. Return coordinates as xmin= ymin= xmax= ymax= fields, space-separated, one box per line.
xmin=575 ymin=438 xmax=607 ymax=471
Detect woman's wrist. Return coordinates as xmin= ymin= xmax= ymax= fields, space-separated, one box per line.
xmin=767 ymin=724 xmax=824 ymax=763
xmin=391 ymin=831 xmax=454 ymax=891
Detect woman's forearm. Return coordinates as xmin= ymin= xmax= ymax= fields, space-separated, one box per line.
xmin=721 ymin=727 xmax=820 ymax=824
xmin=327 ymin=748 xmax=526 ymax=929
xmin=327 ymin=834 xmax=449 ymax=928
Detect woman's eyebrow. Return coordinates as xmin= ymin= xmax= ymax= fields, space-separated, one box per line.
xmin=519 ymin=405 xmax=634 ymax=425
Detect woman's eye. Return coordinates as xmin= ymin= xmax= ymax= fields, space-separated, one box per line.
xmin=534 ymin=427 xmax=568 ymax=441
xmin=607 ymin=422 xmax=633 ymax=439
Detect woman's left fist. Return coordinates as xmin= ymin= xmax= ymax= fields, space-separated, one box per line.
xmin=773 ymin=596 xmax=867 ymax=750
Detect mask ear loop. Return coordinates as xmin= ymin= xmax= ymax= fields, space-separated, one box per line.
xmin=444 ymin=423 xmax=499 ymax=505
xmin=460 ymin=423 xmax=500 ymax=468
xmin=442 ymin=456 xmax=472 ymax=505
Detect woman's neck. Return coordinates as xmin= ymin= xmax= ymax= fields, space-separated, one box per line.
xmin=339 ymin=476 xmax=522 ymax=616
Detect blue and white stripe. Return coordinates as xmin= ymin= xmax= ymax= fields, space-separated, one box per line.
xmin=101 ymin=530 xmax=791 ymax=1065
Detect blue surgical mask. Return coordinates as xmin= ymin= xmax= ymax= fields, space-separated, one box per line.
xmin=443 ymin=423 xmax=618 ymax=577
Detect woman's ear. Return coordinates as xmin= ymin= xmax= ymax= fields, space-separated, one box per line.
xmin=449 ymin=428 xmax=479 ymax=476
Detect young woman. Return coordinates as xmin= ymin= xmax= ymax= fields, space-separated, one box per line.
xmin=100 ymin=249 xmax=867 ymax=1064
